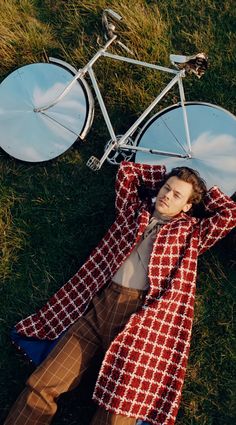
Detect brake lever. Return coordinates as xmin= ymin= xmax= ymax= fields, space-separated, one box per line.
xmin=116 ymin=40 xmax=134 ymax=56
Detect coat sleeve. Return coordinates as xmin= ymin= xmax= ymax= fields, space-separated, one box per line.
xmin=115 ymin=161 xmax=166 ymax=214
xmin=198 ymin=186 xmax=236 ymax=255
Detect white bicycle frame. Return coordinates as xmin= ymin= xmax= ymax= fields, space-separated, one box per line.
xmin=35 ymin=32 xmax=193 ymax=170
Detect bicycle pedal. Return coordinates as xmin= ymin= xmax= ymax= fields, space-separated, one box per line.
xmin=86 ymin=156 xmax=101 ymax=171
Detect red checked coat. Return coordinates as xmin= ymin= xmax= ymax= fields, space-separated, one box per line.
xmin=15 ymin=161 xmax=236 ymax=425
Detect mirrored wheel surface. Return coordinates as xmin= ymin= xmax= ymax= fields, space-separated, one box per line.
xmin=135 ymin=102 xmax=236 ymax=196
xmin=0 ymin=62 xmax=92 ymax=162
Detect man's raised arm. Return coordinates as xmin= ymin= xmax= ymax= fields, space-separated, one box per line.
xmin=115 ymin=161 xmax=166 ymax=214
xmin=198 ymin=186 xmax=236 ymax=255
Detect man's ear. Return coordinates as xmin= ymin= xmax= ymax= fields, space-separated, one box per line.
xmin=183 ymin=203 xmax=192 ymax=213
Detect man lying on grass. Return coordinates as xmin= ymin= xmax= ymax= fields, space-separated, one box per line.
xmin=4 ymin=161 xmax=236 ymax=425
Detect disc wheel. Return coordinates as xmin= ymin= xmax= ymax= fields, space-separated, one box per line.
xmin=135 ymin=102 xmax=236 ymax=196
xmin=0 ymin=62 xmax=93 ymax=162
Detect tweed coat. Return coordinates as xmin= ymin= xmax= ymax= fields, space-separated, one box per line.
xmin=15 ymin=161 xmax=236 ymax=425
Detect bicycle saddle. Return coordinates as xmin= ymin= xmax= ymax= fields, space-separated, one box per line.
xmin=170 ymin=53 xmax=208 ymax=78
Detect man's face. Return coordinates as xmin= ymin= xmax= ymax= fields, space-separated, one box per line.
xmin=155 ymin=176 xmax=193 ymax=217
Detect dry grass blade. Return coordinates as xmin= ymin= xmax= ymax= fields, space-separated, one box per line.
xmin=0 ymin=0 xmax=57 ymax=77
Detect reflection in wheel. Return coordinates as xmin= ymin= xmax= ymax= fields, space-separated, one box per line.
xmin=135 ymin=102 xmax=236 ymax=196
xmin=0 ymin=60 xmax=94 ymax=162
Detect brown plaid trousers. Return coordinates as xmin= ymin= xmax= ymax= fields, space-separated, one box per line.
xmin=4 ymin=282 xmax=146 ymax=425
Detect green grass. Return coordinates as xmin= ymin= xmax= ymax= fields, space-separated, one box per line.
xmin=0 ymin=0 xmax=235 ymax=424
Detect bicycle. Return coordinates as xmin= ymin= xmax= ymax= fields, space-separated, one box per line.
xmin=0 ymin=9 xmax=235 ymax=195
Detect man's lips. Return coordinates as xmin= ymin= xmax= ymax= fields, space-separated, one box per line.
xmin=159 ymin=199 xmax=168 ymax=207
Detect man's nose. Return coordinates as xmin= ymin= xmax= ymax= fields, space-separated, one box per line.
xmin=164 ymin=190 xmax=172 ymax=199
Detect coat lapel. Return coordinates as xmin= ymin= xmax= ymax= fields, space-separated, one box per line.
xmin=133 ymin=208 xmax=150 ymax=245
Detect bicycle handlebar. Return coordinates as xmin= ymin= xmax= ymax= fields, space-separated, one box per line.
xmin=103 ymin=9 xmax=122 ymax=21
xmin=101 ymin=9 xmax=134 ymax=55
xmin=102 ymin=9 xmax=122 ymax=39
